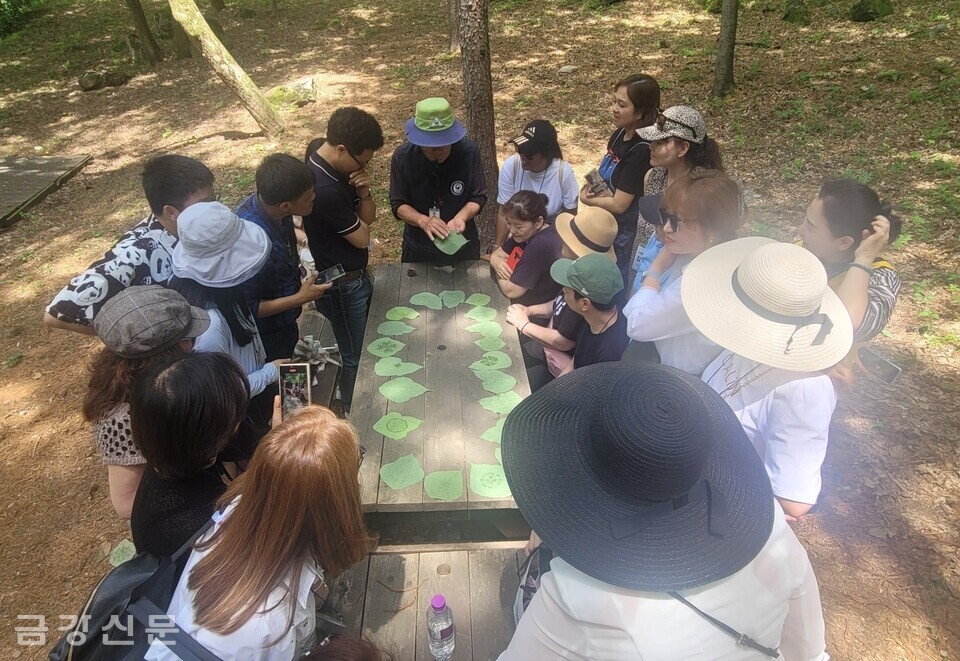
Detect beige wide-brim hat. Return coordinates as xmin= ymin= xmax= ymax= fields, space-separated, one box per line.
xmin=681 ymin=237 xmax=853 ymax=372
xmin=555 ymin=207 xmax=617 ymax=261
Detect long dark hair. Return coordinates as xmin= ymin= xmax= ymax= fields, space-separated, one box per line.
xmin=168 ymin=276 xmax=255 ymax=347
xmin=819 ymin=179 xmax=903 ymax=250
xmin=686 ymin=138 xmax=724 ymax=170
xmin=82 ymin=344 xmax=186 ymax=422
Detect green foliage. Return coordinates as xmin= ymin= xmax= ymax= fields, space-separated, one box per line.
xmin=0 ymin=0 xmax=41 ymax=37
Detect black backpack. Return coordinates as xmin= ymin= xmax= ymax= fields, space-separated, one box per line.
xmin=48 ymin=521 xmax=221 ymax=661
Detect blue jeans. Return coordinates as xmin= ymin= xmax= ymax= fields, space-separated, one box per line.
xmin=314 ymin=272 xmax=372 ymax=410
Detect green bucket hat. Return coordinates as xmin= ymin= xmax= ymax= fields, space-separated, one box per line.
xmin=405 ymin=97 xmax=468 ymax=147
xmin=550 ymin=253 xmax=624 ymax=305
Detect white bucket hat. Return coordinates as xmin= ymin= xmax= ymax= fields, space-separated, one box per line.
xmin=172 ymin=201 xmax=271 ymax=288
xmin=681 ymin=237 xmax=853 ymax=372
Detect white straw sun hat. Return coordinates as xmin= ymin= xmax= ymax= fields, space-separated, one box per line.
xmin=681 ymin=237 xmax=853 ymax=372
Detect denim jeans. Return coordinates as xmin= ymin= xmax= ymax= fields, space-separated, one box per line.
xmin=314 ymin=272 xmax=373 ymax=410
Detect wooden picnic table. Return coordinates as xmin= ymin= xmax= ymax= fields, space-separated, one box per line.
xmin=354 ymin=261 xmax=531 ymax=513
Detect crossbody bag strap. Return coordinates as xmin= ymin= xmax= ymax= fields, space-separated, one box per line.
xmin=668 ymin=591 xmax=780 ymax=658
xmin=128 ymin=598 xmax=223 ymax=661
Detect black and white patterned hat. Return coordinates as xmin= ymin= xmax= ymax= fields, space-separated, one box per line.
xmin=637 ymin=105 xmax=707 ymax=144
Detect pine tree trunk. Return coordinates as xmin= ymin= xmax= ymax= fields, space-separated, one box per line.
xmin=168 ymin=0 xmax=285 ymax=138
xmin=123 ymin=0 xmax=164 ymax=66
xmin=448 ymin=0 xmax=461 ymax=54
xmin=712 ymin=0 xmax=740 ymax=97
xmin=459 ymin=0 xmax=498 ymax=251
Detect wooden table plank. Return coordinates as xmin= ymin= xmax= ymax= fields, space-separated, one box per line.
xmin=362 ymin=553 xmax=421 ymax=658
xmin=327 ymin=555 xmax=370 ymax=634
xmin=415 ymin=551 xmax=473 ymax=661
xmin=355 ymin=263 xmax=403 ymax=509
xmin=468 ymin=549 xmax=519 ymax=661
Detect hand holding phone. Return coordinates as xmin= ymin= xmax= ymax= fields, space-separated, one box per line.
xmin=315 ymin=263 xmax=346 ymax=285
xmin=857 ymin=347 xmax=902 ymax=384
xmin=585 ymin=169 xmax=613 ymax=197
xmin=279 ymin=363 xmax=313 ymax=419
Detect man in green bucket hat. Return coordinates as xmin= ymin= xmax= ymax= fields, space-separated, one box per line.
xmin=389 ymin=97 xmax=487 ymax=264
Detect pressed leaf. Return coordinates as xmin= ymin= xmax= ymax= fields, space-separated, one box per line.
xmin=469 ymin=463 xmax=512 ymax=499
xmin=433 ymin=231 xmax=468 ymax=255
xmin=481 ymin=418 xmax=505 ymax=444
xmin=385 ymin=306 xmax=420 ymax=321
xmin=379 ymin=377 xmax=429 ymax=403
xmin=409 ymin=292 xmax=443 ymax=310
xmin=377 ymin=320 xmax=416 ymax=336
xmin=439 ymin=290 xmax=466 ymax=308
xmin=476 ymin=370 xmax=517 ymax=394
xmin=479 ymin=391 xmax=523 ymax=415
xmin=469 ymin=351 xmax=512 ymax=371
xmin=374 ymin=357 xmax=423 ymax=377
xmin=379 ymin=454 xmax=425 ymax=490
xmin=367 ymin=338 xmax=405 ymax=358
xmin=495 ymin=447 xmax=503 ymax=464
xmin=465 ymin=306 xmax=497 ymax=322
xmin=372 ymin=412 xmax=423 ymax=440
xmin=109 ymin=539 xmax=136 ymax=567
xmin=465 ymin=293 xmax=491 ymax=307
xmin=424 ymin=470 xmax=464 ymax=501
xmin=474 ymin=336 xmax=506 ymax=351
xmin=466 ymin=321 xmax=503 ymax=337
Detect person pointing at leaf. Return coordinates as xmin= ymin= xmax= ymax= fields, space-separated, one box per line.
xmin=389 ymin=97 xmax=488 ymax=264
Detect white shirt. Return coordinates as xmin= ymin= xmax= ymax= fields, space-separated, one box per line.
xmin=702 ymin=351 xmax=837 ymax=505
xmin=499 ymin=504 xmax=829 ymax=660
xmin=193 ymin=308 xmax=279 ymax=397
xmin=497 ymin=155 xmax=579 ymax=222
xmin=623 ymin=266 xmax=721 ymax=375
xmin=144 ymin=505 xmax=320 ymax=660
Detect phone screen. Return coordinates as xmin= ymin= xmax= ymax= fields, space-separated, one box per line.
xmin=315 ymin=263 xmax=346 ymax=285
xmin=857 ymin=347 xmax=901 ymax=384
xmin=279 ymin=363 xmax=312 ymax=419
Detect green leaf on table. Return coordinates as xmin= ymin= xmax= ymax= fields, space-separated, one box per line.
xmin=466 ymin=321 xmax=503 ymax=337
xmin=424 ymin=470 xmax=464 ymax=501
xmin=439 ymin=290 xmax=466 ymax=308
xmin=469 ymin=351 xmax=512 ymax=372
xmin=495 ymin=447 xmax=502 ymax=464
xmin=377 ymin=320 xmax=416 ymax=336
xmin=379 ymin=376 xmax=429 ymax=403
xmin=465 ymin=306 xmax=497 ymax=322
xmin=476 ymin=370 xmax=517 ymax=394
xmin=479 ymin=391 xmax=523 ymax=415
xmin=379 ymin=454 xmax=425 ymax=491
xmin=433 ymin=231 xmax=468 ymax=255
xmin=469 ymin=463 xmax=512 ymax=499
xmin=373 ymin=412 xmax=423 ymax=440
xmin=109 ymin=539 xmax=136 ymax=567
xmin=409 ymin=292 xmax=443 ymax=310
xmin=374 ymin=357 xmax=423 ymax=377
xmin=367 ymin=338 xmax=406 ymax=358
xmin=385 ymin=306 xmax=420 ymax=321
xmin=474 ymin=336 xmax=506 ymax=351
xmin=481 ymin=418 xmax=505 ymax=443
xmin=465 ymin=293 xmax=491 ymax=307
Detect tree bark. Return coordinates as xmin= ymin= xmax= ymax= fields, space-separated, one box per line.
xmin=448 ymin=0 xmax=461 ymax=54
xmin=169 ymin=0 xmax=285 ymax=138
xmin=712 ymin=0 xmax=740 ymax=97
xmin=458 ymin=0 xmax=498 ymax=251
xmin=122 ymin=0 xmax=163 ymax=66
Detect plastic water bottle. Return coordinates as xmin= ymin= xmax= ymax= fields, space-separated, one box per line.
xmin=426 ymin=594 xmax=456 ymax=660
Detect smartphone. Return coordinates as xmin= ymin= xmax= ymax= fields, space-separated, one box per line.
xmin=315 ymin=263 xmax=346 ymax=285
xmin=585 ymin=169 xmax=612 ymax=196
xmin=858 ymin=347 xmax=902 ymax=384
xmin=506 ymin=246 xmax=524 ymax=271
xmin=279 ymin=363 xmax=312 ymax=419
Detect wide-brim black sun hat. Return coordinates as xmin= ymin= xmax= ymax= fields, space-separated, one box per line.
xmin=502 ymin=362 xmax=774 ymax=592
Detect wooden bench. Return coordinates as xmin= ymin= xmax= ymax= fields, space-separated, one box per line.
xmin=327 ymin=542 xmax=523 ymax=660
xmin=298 ymin=308 xmax=341 ymax=408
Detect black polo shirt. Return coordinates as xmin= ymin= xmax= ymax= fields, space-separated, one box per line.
xmin=389 ymin=139 xmax=487 ymax=256
xmin=304 ymin=152 xmax=368 ymax=272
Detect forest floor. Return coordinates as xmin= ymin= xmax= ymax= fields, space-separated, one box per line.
xmin=0 ymin=0 xmax=958 ymax=657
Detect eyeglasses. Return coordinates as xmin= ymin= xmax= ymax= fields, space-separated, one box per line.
xmin=656 ymin=112 xmax=698 ymax=139
xmin=658 ymin=209 xmax=684 ymax=232
xmin=346 ymin=149 xmax=370 ymax=170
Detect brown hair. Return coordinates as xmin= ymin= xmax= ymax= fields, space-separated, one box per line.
xmin=188 ymin=406 xmax=373 ymax=639
xmin=614 ymin=74 xmax=660 ymax=126
xmin=501 ymin=190 xmax=548 ymax=224
xmin=81 ymin=345 xmax=185 ymax=422
xmin=661 ymin=170 xmax=744 ymax=244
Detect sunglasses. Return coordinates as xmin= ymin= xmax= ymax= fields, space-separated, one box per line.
xmin=656 ymin=112 xmax=698 ymax=139
xmin=657 ymin=209 xmax=684 ymax=232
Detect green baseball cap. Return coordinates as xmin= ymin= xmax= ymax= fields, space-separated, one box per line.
xmin=405 ymin=98 xmax=467 ymax=147
xmin=550 ymin=253 xmax=624 ymax=305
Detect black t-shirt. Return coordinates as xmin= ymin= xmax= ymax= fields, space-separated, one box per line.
xmin=551 ymin=292 xmax=585 ymax=342
xmin=130 ymin=466 xmax=226 ymax=557
xmin=389 ymin=139 xmax=487 ymax=257
xmin=605 ymin=130 xmax=652 ymax=240
xmin=572 ymin=310 xmax=629 ymax=369
xmin=501 ymin=225 xmax=563 ymax=306
xmin=304 ymin=152 xmax=368 ymax=272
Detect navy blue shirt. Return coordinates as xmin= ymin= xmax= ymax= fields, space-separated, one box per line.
xmin=389 ymin=139 xmax=487 ymax=257
xmin=236 ymin=193 xmax=302 ymax=334
xmin=304 ymin=152 xmax=368 ymax=272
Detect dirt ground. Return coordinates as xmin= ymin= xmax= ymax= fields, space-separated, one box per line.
xmin=1 ymin=0 xmax=958 ymax=657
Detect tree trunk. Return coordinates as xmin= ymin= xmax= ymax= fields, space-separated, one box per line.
xmin=458 ymin=0 xmax=497 ymax=251
xmin=169 ymin=0 xmax=285 ymax=138
xmin=712 ymin=0 xmax=740 ymax=97
xmin=448 ymin=0 xmax=461 ymax=54
xmin=208 ymin=0 xmax=225 ymax=13
xmin=122 ymin=0 xmax=163 ymax=66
